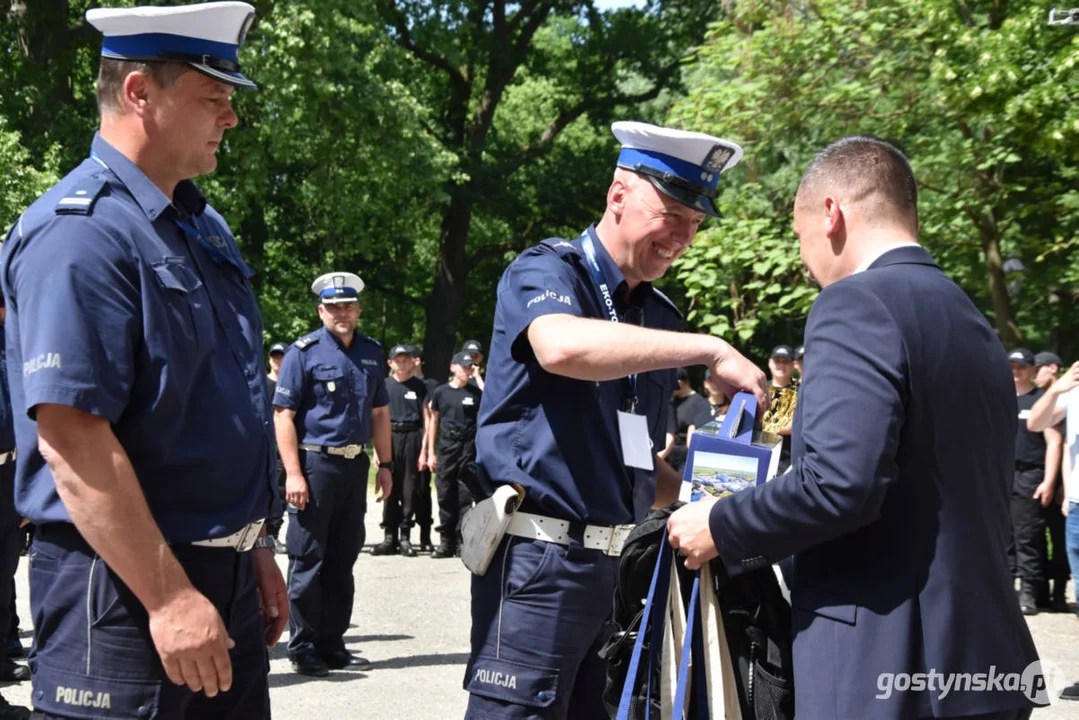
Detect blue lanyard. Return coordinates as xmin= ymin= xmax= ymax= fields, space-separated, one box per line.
xmin=580 ymin=232 xmax=640 ymax=410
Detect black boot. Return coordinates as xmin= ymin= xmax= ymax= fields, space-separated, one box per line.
xmin=431 ymin=538 xmax=456 ymax=559
xmin=1019 ymin=581 xmax=1038 ymax=616
xmin=1052 ymin=578 xmax=1069 ymax=613
xmin=371 ymin=530 xmax=398 ymax=556
xmin=1035 ymin=579 xmax=1050 ymax=609
xmin=399 ymin=532 xmax=416 ymax=557
xmin=419 ymin=526 xmax=434 ymax=553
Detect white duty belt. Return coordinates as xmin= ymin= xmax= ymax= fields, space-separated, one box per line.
xmin=300 ymin=443 xmax=366 ymax=459
xmin=505 ymin=511 xmax=634 ymax=557
xmin=0 ymin=449 xmax=16 ymax=467
xmin=191 ymin=519 xmax=264 ymax=552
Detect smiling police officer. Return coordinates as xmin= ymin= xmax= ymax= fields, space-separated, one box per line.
xmin=464 ymin=121 xmax=767 ymax=719
xmin=0 ymin=4 xmax=286 ymax=718
xmin=273 ymin=271 xmax=392 ymax=677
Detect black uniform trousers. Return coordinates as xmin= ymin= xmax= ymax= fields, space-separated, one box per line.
xmin=435 ymin=432 xmax=476 ymax=545
xmin=1010 ymin=467 xmax=1046 ymax=583
xmin=1044 ymin=498 xmax=1069 ymax=585
xmin=0 ymin=459 xmax=19 ymax=670
xmin=286 ymin=449 xmax=368 ymax=658
xmin=28 ymin=523 xmax=269 ymax=719
xmin=382 ymin=427 xmax=428 ymax=533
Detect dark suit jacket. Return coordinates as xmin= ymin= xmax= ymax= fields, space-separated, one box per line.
xmin=709 ymin=246 xmax=1039 ymax=719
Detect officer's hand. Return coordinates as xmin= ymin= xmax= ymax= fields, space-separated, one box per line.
xmin=285 ymin=473 xmax=309 ymax=511
xmin=708 ymin=342 xmax=770 ymax=412
xmin=374 ymin=467 xmax=392 ymax=502
xmin=1033 ymin=481 xmax=1055 ymax=508
xmin=667 ymin=495 xmax=720 ymax=570
xmin=149 ymin=587 xmax=234 ymax=698
xmin=251 ymin=547 xmax=288 ymax=648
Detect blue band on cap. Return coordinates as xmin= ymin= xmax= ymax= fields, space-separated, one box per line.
xmin=102 ymin=33 xmax=239 ymax=63
xmin=617 ymin=147 xmax=720 ymax=191
xmin=319 ymin=287 xmax=359 ymax=300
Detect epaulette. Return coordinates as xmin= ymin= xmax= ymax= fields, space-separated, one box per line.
xmin=357 ymin=333 xmax=382 ymax=349
xmin=540 ymin=237 xmax=581 ymax=260
xmin=651 ymin=287 xmax=683 ymax=321
xmin=55 ymin=175 xmax=108 ymax=216
xmin=294 ymin=334 xmax=320 ymax=350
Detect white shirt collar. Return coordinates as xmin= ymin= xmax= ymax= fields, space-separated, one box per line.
xmin=853 ymin=243 xmax=921 ymax=275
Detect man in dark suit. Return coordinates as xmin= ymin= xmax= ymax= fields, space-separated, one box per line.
xmin=668 ymin=136 xmax=1042 ymax=719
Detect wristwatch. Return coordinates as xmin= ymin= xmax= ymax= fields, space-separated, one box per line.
xmin=378 ymin=461 xmax=394 ymax=472
xmin=252 ymin=536 xmax=276 ymax=551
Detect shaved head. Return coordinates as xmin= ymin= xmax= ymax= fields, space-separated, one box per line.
xmin=796 ymin=135 xmax=918 ymax=233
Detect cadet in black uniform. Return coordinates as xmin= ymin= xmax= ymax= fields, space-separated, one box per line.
xmin=762 ymin=344 xmax=799 ymax=472
xmin=427 ymin=351 xmax=482 ymax=558
xmin=372 ymin=345 xmax=429 ymax=557
xmin=658 ymin=368 xmax=711 ymax=473
xmin=702 ymin=368 xmax=730 ymax=422
xmin=411 ymin=345 xmax=439 ymax=551
xmin=460 ymin=339 xmax=486 ymax=390
xmin=1009 ymin=348 xmax=1064 ymax=615
xmin=265 ymin=341 xmax=288 ymax=552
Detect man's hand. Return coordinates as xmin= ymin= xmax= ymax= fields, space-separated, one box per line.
xmin=1063 ymin=501 xmax=1070 ymax=518
xmin=418 ymin=448 xmax=428 ymax=472
xmin=429 ymin=455 xmax=438 ymax=472
xmin=709 ymin=345 xmax=769 ymax=412
xmin=374 ymin=468 xmax=392 ymax=502
xmin=1051 ymin=362 xmax=1079 ymax=396
xmin=285 ymin=472 xmax=309 ymax=510
xmin=1033 ymin=481 xmax=1055 ymax=508
xmin=251 ymin=547 xmax=288 ymax=647
xmin=667 ymin=495 xmax=720 ymax=570
xmin=148 ymin=587 xmax=234 ymax=697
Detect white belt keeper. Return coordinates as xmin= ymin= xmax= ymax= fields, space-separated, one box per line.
xmin=190 ymin=519 xmax=265 ymax=551
xmin=505 ymin=512 xmax=634 ymax=557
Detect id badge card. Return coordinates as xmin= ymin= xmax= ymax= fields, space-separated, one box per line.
xmin=618 ymin=410 xmax=654 ymax=471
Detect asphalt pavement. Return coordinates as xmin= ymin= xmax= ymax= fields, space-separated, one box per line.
xmin=0 ymin=498 xmax=1076 ymax=718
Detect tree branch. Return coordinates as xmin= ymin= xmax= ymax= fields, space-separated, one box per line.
xmin=377 ymin=0 xmax=465 ymax=84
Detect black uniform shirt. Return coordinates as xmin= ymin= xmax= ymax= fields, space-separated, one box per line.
xmin=1015 ymin=387 xmax=1047 ymax=468
xmin=387 ymin=375 xmax=427 ymax=424
xmin=430 ymin=383 xmax=482 ymax=432
xmin=666 ymin=393 xmax=712 ymax=445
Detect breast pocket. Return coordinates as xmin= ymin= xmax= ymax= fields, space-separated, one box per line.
xmin=312 ymin=365 xmax=348 ymax=411
xmin=151 ymin=259 xmax=215 ymax=351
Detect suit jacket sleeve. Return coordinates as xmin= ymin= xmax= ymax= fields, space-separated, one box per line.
xmin=709 ymin=280 xmax=908 ymax=577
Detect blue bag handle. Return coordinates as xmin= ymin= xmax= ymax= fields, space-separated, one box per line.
xmin=670 ymin=572 xmax=712 ymax=719
xmin=616 ymin=531 xmax=674 ymax=720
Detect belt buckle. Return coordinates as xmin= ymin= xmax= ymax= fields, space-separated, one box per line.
xmin=607 ymin=524 xmax=634 ymax=556
xmin=235 ymin=520 xmax=263 ymax=552
xmin=343 ymin=445 xmax=360 ymax=460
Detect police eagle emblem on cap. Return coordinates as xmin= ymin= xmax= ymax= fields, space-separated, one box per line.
xmin=333 ymin=275 xmax=344 ymax=288
xmin=703 ymin=145 xmax=735 ymax=175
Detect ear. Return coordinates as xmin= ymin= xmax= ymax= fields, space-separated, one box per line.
xmin=823 ymin=196 xmax=846 ymax=246
xmin=606 ymin=177 xmax=630 ymax=217
xmin=121 ymin=71 xmax=154 ymax=117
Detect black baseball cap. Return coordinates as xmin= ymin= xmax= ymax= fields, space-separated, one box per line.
xmin=461 ymin=339 xmax=483 ymax=355
xmin=409 ymin=345 xmax=423 ymax=359
xmin=1034 ymin=351 xmax=1063 ymax=368
xmin=389 ymin=344 xmax=411 ymax=359
xmin=269 ymin=342 xmax=288 ymax=356
xmin=451 ymin=350 xmax=476 ymax=367
xmin=794 ymin=345 xmax=805 ymax=360
xmin=1008 ymin=348 xmax=1035 ymax=367
xmin=770 ymin=345 xmax=794 ymax=360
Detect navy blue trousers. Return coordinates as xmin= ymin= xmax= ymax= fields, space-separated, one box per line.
xmin=465 ymin=533 xmax=619 ymax=720
xmin=286 ymin=449 xmax=368 ymax=657
xmin=0 ymin=460 xmax=20 ymax=670
xmin=27 ymin=524 xmax=268 ymax=719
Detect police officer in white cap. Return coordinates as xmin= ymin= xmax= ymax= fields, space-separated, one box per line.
xmin=465 ymin=122 xmax=766 ymax=718
xmin=272 ymin=272 xmax=393 ymax=676
xmin=1 ymin=3 xmax=283 ymax=718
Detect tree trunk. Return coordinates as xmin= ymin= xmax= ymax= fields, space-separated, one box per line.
xmin=422 ymin=188 xmax=474 ymax=382
xmin=977 ymin=214 xmax=1021 ymax=347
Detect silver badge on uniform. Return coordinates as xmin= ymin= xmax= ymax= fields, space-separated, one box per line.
xmin=327 ymin=381 xmax=336 ymax=392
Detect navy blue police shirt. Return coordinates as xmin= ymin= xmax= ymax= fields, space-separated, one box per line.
xmin=0 ymin=134 xmax=279 ymax=543
xmin=0 ymin=326 xmax=13 ymax=452
xmin=475 ymin=225 xmax=680 ymax=526
xmin=272 ymin=326 xmax=389 ymax=446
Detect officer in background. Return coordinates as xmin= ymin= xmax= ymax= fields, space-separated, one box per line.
xmin=264 ymin=341 xmax=289 ymax=552
xmin=460 ymin=339 xmax=486 ymax=390
xmin=0 ymin=291 xmax=29 ymax=718
xmin=372 ymin=344 xmax=429 ymax=557
xmin=761 ymin=344 xmax=799 ymax=472
xmin=658 ymin=368 xmax=711 ymax=474
xmin=793 ymin=344 xmax=805 ymax=380
xmin=1033 ymin=350 xmax=1070 ymax=610
xmin=410 ymin=345 xmax=438 ymax=552
xmin=466 ymin=121 xmax=766 ymax=718
xmin=0 ymin=4 xmax=287 ymax=717
xmin=427 ymin=351 xmax=482 ymax=558
xmin=273 ymin=272 xmax=392 ymax=676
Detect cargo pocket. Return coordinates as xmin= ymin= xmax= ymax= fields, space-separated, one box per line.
xmin=466 ymin=656 xmax=558 ymax=709
xmin=151 ymin=258 xmax=215 ymax=351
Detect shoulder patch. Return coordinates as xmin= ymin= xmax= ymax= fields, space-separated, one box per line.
xmin=651 ymin=287 xmax=683 ymax=321
xmin=55 ymin=175 xmax=108 ymax=216
xmin=295 ymin=334 xmax=320 ymax=350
